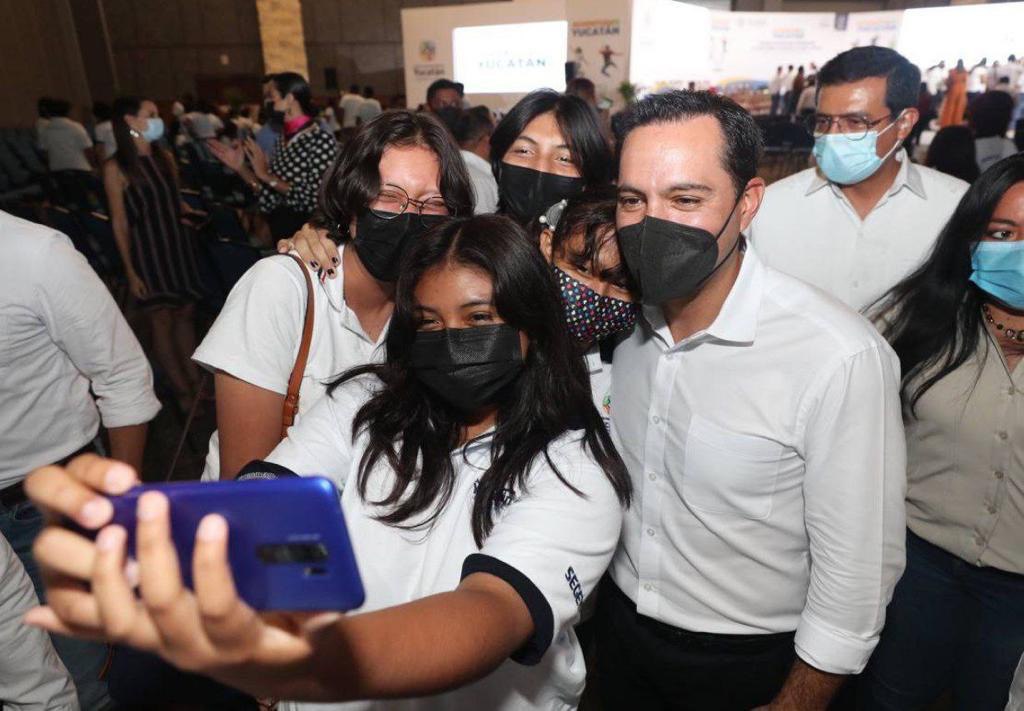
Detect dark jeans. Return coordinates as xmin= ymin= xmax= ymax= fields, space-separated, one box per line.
xmin=108 ymin=647 xmax=258 ymax=710
xmin=0 ymin=498 xmax=114 ymax=710
xmin=595 ymin=578 xmax=796 ymax=710
xmin=859 ymin=531 xmax=1024 ymax=710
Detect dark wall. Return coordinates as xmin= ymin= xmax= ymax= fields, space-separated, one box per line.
xmin=101 ymin=0 xmax=264 ymax=102
xmin=0 ymin=0 xmax=92 ymax=126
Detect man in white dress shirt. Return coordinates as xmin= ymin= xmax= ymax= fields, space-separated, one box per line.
xmin=0 ymin=209 xmax=161 ymax=710
xmin=748 ymin=47 xmax=968 ymax=312
xmin=454 ymin=108 xmax=499 ymax=214
xmin=595 ymin=90 xmax=907 ymax=709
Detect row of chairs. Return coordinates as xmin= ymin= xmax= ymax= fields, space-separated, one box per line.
xmin=0 ymin=127 xmax=46 ymax=199
xmin=30 ymin=194 xmax=263 ymax=312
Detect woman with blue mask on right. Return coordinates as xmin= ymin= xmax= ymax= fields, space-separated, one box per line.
xmin=861 ymin=153 xmax=1024 ymax=710
xmin=106 ymin=95 xmax=206 ymax=415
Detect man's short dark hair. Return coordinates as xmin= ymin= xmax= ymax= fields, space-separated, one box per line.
xmin=427 ymin=79 xmax=459 ymax=104
xmin=817 ymin=46 xmax=921 ymax=115
xmin=969 ymin=90 xmax=1015 ymax=138
xmin=615 ymin=90 xmax=762 ymax=195
xmin=454 ymin=108 xmax=493 ymax=147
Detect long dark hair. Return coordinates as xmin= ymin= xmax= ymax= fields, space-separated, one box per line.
xmin=329 ymin=215 xmax=631 ymax=545
xmin=272 ymin=72 xmax=315 ymax=117
xmin=111 ymin=96 xmax=174 ymax=182
xmin=315 ymin=110 xmax=474 ymax=240
xmin=489 ymin=89 xmax=612 ymax=193
xmin=872 ymin=153 xmax=1024 ymax=414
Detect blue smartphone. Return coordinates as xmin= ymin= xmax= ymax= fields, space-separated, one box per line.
xmin=104 ymin=477 xmax=364 ymax=612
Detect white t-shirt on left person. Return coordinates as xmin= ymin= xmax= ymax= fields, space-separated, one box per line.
xmin=192 ymin=248 xmax=387 ymax=481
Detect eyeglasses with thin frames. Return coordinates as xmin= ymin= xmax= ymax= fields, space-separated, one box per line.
xmin=804 ymin=113 xmax=893 ymax=141
xmin=368 ymin=184 xmax=451 ymax=223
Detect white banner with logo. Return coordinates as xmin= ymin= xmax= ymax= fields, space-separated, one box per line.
xmin=566 ymin=0 xmax=632 ymax=110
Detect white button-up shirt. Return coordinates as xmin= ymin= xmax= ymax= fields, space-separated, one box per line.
xmin=0 ymin=211 xmax=160 ymax=486
xmin=748 ymin=153 xmax=968 ymax=312
xmin=268 ymin=375 xmax=624 ymax=711
xmin=608 ymin=243 xmax=907 ymax=675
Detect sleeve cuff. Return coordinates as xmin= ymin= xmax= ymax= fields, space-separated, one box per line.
xmin=191 ymin=354 xmax=289 ymax=396
xmin=794 ymin=613 xmax=878 ymax=675
xmin=98 ymin=395 xmax=162 ymax=428
xmin=461 ymin=553 xmax=554 ymax=666
xmin=237 ymin=460 xmax=300 ymax=481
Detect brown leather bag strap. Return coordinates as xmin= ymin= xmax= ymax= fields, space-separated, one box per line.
xmin=281 ymin=254 xmax=316 ymax=439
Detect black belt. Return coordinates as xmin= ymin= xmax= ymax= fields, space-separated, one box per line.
xmin=0 ymin=441 xmax=100 ymax=508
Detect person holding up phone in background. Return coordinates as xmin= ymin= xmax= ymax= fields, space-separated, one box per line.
xmin=24 ymin=214 xmax=632 ymax=711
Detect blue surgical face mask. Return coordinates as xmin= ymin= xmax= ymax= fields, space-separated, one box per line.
xmin=141 ymin=117 xmax=165 ymax=143
xmin=970 ymin=240 xmax=1024 ymax=310
xmin=813 ymin=114 xmax=902 ymax=185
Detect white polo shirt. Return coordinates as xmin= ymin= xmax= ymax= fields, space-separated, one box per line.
xmin=461 ymin=149 xmax=499 ymax=215
xmin=748 ymin=151 xmax=968 ymax=312
xmin=608 ymin=243 xmax=907 ymax=675
xmin=0 ymin=211 xmax=160 ymax=486
xmin=193 ymin=248 xmax=387 ymax=481
xmin=266 ymin=375 xmax=625 ymax=711
xmin=38 ymin=117 xmax=93 ymax=172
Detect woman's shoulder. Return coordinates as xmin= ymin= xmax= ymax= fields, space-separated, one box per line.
xmin=526 ymin=428 xmax=620 ymax=501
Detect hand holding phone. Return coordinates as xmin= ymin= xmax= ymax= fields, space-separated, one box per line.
xmin=104 ymin=477 xmax=364 ymax=612
xmin=24 ymin=458 xmax=360 ymax=696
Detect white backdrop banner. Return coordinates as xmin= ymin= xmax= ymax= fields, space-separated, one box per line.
xmin=566 ymin=0 xmax=632 ymax=110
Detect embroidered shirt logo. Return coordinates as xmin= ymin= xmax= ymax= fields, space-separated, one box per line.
xmin=565 ymin=566 xmax=584 ymax=605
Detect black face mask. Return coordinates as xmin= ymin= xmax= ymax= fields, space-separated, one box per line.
xmin=499 ymin=163 xmax=584 ymax=226
xmin=410 ymin=324 xmax=524 ymax=413
xmin=617 ymin=198 xmax=742 ymax=305
xmin=265 ymin=101 xmax=285 ymax=130
xmin=353 ymin=211 xmax=447 ymax=282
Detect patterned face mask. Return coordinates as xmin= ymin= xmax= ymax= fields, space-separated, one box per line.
xmin=554 ymin=266 xmax=638 ymax=344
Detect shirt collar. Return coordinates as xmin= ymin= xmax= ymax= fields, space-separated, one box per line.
xmin=641 ymin=239 xmax=764 ymax=349
xmin=327 ymin=244 xmax=390 ymax=347
xmin=584 ymin=346 xmax=604 ymax=375
xmin=805 ymin=149 xmax=927 ymax=200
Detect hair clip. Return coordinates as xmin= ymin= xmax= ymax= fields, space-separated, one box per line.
xmin=539 ymin=199 xmax=568 ymax=230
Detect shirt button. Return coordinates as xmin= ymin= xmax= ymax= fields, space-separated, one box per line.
xmin=648 ymin=472 xmax=657 ymax=482
xmin=647 ymin=527 xmax=656 ymax=537
xmin=987 ymin=505 xmax=997 ymax=514
xmin=1009 ymin=387 xmax=1017 ymax=396
xmin=975 ymin=534 xmax=985 ymax=546
xmin=643 ymin=583 xmax=653 ymax=592
xmin=652 ymin=415 xmax=662 ymax=425
xmin=995 ymin=470 xmax=1005 ymax=480
xmin=999 ymin=431 xmax=1009 ymax=441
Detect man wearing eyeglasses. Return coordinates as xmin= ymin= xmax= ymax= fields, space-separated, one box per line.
xmin=748 ymin=46 xmax=969 ymax=313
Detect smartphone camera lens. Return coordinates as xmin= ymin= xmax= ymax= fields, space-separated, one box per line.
xmin=257 ymin=542 xmax=328 ymax=564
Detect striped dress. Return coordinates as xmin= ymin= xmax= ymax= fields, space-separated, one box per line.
xmin=123 ymin=155 xmax=204 ymax=306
